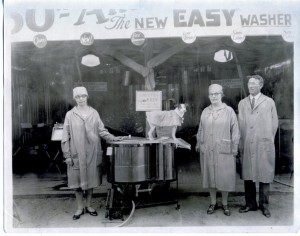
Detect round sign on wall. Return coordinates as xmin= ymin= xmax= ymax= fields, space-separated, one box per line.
xmin=231 ymin=29 xmax=246 ymax=44
xmin=182 ymin=31 xmax=196 ymax=44
xmin=80 ymin=32 xmax=94 ymax=46
xmin=131 ymin=31 xmax=146 ymax=46
xmin=282 ymin=30 xmax=294 ymax=42
xmin=33 ymin=34 xmax=47 ymax=48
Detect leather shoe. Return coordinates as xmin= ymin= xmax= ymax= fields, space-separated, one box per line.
xmin=222 ymin=205 xmax=231 ymax=216
xmin=260 ymin=207 xmax=271 ymax=218
xmin=85 ymin=207 xmax=98 ymax=216
xmin=207 ymin=204 xmax=218 ymax=214
xmin=239 ymin=205 xmax=258 ymax=213
xmin=73 ymin=209 xmax=84 ymax=220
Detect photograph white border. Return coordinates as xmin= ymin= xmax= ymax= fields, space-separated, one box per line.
xmin=2 ymin=0 xmax=300 ymax=234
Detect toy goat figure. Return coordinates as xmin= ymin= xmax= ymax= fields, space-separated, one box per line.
xmin=146 ymin=103 xmax=187 ymax=142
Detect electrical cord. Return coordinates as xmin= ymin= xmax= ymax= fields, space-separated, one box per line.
xmin=114 ymin=200 xmax=136 ymax=227
xmin=273 ymin=179 xmax=294 ymax=188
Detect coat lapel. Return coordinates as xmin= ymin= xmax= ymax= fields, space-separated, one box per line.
xmin=72 ymin=106 xmax=93 ymax=120
xmin=247 ymin=96 xmax=252 ymax=110
xmin=249 ymin=94 xmax=267 ymax=125
xmin=253 ymin=94 xmax=266 ymax=110
xmin=72 ymin=107 xmax=83 ymax=119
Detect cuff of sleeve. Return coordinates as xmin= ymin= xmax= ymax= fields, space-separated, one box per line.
xmin=232 ymin=145 xmax=238 ymax=153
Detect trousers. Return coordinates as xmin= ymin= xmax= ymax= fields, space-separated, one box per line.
xmin=244 ymin=180 xmax=270 ymax=209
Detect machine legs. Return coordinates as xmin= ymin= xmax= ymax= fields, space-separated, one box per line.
xmin=105 ymin=181 xmax=180 ymax=221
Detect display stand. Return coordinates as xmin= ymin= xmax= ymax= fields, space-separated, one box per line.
xmin=46 ymin=123 xmax=64 ymax=173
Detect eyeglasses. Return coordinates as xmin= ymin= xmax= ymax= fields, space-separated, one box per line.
xmin=248 ymin=82 xmax=260 ymax=86
xmin=209 ymin=93 xmax=222 ymax=97
xmin=75 ymin=95 xmax=88 ymax=99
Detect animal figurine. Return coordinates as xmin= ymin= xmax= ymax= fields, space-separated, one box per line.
xmin=146 ymin=103 xmax=187 ymax=141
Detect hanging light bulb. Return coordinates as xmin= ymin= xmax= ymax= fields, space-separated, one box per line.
xmin=81 ymin=54 xmax=100 ymax=67
xmin=214 ymin=50 xmax=233 ymax=63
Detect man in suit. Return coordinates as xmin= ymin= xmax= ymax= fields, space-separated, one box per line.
xmin=238 ymin=75 xmax=278 ymax=218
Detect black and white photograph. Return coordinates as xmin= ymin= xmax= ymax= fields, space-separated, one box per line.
xmin=2 ymin=0 xmax=300 ymax=234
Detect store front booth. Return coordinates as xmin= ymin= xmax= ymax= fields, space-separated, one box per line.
xmin=7 ymin=3 xmax=294 ymax=178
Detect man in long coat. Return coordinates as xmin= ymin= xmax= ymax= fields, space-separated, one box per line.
xmin=238 ymin=75 xmax=278 ymax=218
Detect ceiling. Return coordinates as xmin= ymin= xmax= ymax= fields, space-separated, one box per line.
xmin=11 ymin=36 xmax=293 ymax=74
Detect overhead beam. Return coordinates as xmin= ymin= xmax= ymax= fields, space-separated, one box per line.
xmin=147 ymin=43 xmax=188 ymax=68
xmin=98 ymin=42 xmax=189 ymax=90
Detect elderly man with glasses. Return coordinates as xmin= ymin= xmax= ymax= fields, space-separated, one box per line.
xmin=238 ymin=75 xmax=278 ymax=218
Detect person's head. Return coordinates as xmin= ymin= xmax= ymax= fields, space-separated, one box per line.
xmin=175 ymin=103 xmax=188 ymax=117
xmin=178 ymin=103 xmax=187 ymax=113
xmin=208 ymin=84 xmax=223 ymax=105
xmin=73 ymin=86 xmax=88 ymax=107
xmin=247 ymin=75 xmax=263 ymax=96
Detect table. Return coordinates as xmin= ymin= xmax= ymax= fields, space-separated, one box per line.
xmin=46 ymin=123 xmax=64 ymax=173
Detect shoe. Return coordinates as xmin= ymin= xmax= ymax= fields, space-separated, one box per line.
xmin=222 ymin=205 xmax=231 ymax=216
xmin=260 ymin=207 xmax=271 ymax=218
xmin=239 ymin=205 xmax=258 ymax=213
xmin=85 ymin=207 xmax=98 ymax=216
xmin=73 ymin=209 xmax=84 ymax=220
xmin=207 ymin=204 xmax=218 ymax=214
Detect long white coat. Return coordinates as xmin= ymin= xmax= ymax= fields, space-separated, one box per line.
xmin=238 ymin=94 xmax=278 ymax=183
xmin=61 ymin=107 xmax=115 ymax=190
xmin=196 ymin=103 xmax=240 ymax=191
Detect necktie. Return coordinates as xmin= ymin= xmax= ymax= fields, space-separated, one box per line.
xmin=251 ymin=97 xmax=255 ymax=109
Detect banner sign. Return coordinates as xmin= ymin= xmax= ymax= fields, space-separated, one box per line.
xmin=6 ymin=3 xmax=296 ymax=42
xmin=136 ymin=91 xmax=162 ymax=111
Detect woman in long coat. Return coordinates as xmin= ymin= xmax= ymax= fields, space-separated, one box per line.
xmin=61 ymin=87 xmax=123 ymax=220
xmin=196 ymin=84 xmax=240 ymax=216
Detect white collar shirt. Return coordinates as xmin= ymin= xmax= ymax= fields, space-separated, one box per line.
xmin=250 ymin=92 xmax=261 ymax=101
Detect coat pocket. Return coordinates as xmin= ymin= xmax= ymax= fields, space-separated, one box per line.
xmin=218 ymin=139 xmax=232 ymax=154
xmin=262 ymin=138 xmax=275 ymax=153
xmin=72 ymin=153 xmax=80 ymax=170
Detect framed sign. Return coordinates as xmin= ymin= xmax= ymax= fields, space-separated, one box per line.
xmin=136 ymin=91 xmax=162 ymax=111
